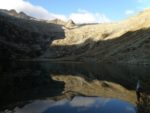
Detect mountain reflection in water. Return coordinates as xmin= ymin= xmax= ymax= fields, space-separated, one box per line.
xmin=1 ymin=61 xmax=150 ymax=112
xmin=3 ymin=96 xmax=136 ymax=113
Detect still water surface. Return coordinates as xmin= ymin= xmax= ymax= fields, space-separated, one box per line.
xmin=0 ymin=61 xmax=149 ymax=112
xmin=3 ymin=96 xmax=136 ymax=113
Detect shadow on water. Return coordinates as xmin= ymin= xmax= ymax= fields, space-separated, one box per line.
xmin=0 ymin=61 xmax=65 ymax=110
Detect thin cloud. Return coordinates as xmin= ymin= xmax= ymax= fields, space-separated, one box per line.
xmin=138 ymin=0 xmax=144 ymax=3
xmin=125 ymin=10 xmax=135 ymax=15
xmin=69 ymin=9 xmax=110 ymax=23
xmin=137 ymin=0 xmax=148 ymax=3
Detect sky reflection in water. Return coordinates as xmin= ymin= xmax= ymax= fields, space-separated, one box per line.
xmin=11 ymin=96 xmax=136 ymax=113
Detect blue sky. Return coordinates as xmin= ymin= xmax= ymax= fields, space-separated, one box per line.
xmin=0 ymin=0 xmax=149 ymax=23
xmin=27 ymin=0 xmax=150 ymax=21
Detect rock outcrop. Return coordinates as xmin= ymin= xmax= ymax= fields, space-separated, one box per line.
xmin=48 ymin=19 xmax=66 ymax=26
xmin=65 ymin=19 xmax=76 ymax=28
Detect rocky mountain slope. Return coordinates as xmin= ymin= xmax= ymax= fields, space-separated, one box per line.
xmin=43 ymin=8 xmax=150 ymax=64
xmin=1 ymin=9 xmax=150 ymax=64
xmin=0 ymin=9 xmax=64 ymax=60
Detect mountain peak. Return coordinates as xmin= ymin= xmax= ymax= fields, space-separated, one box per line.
xmin=0 ymin=9 xmax=33 ymax=20
xmin=9 ymin=9 xmax=18 ymax=16
xmin=65 ymin=19 xmax=76 ymax=28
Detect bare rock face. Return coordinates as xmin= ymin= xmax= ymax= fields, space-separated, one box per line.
xmin=0 ymin=9 xmax=64 ymax=60
xmin=0 ymin=9 xmax=33 ymax=20
xmin=7 ymin=9 xmax=18 ymax=16
xmin=65 ymin=19 xmax=76 ymax=28
xmin=48 ymin=19 xmax=66 ymax=26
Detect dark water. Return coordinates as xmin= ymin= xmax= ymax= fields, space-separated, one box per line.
xmin=2 ymin=96 xmax=136 ymax=113
xmin=0 ymin=61 xmax=150 ymax=112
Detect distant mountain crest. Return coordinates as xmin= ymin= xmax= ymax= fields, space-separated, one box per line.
xmin=0 ymin=9 xmax=34 ymax=20
xmin=65 ymin=19 xmax=76 ymax=28
xmin=48 ymin=19 xmax=66 ymax=25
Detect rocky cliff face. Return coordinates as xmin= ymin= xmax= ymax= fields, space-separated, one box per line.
xmin=0 ymin=10 xmax=64 ymax=60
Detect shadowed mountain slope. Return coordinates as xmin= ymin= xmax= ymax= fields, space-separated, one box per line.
xmin=0 ymin=10 xmax=65 ymax=60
